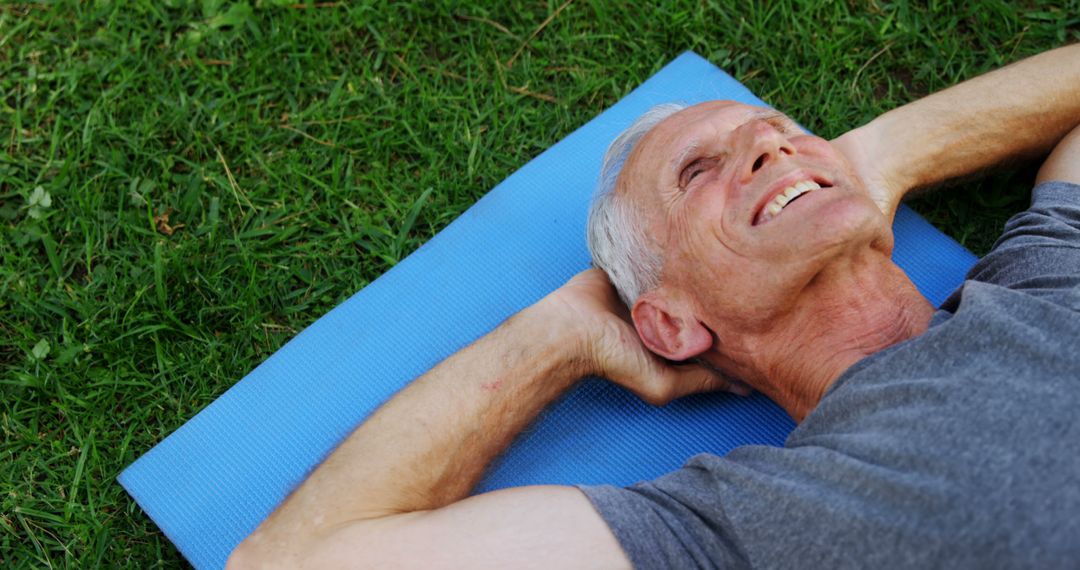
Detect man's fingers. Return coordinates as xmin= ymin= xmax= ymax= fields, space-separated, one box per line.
xmin=669 ymin=365 xmax=752 ymax=399
xmin=676 ymin=358 xmax=753 ymax=397
xmin=626 ymin=361 xmax=750 ymax=406
xmin=587 ymin=310 xmax=751 ymax=405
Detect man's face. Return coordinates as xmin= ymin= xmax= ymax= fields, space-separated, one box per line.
xmin=621 ymin=101 xmax=891 ymax=336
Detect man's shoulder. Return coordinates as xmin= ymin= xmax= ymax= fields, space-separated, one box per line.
xmin=940 ymin=180 xmax=1080 ymax=311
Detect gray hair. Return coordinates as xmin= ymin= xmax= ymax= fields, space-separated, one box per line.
xmin=587 ymin=102 xmax=688 ymax=307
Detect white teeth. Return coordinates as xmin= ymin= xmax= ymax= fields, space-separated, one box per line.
xmin=757 ymin=179 xmax=824 ymax=224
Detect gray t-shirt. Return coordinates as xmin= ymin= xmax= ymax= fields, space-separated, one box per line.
xmin=580 ymin=181 xmax=1080 ymax=569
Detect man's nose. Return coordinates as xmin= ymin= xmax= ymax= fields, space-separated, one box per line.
xmin=738 ymin=120 xmax=796 ymax=181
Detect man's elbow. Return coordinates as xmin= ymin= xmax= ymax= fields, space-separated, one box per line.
xmin=226 ymin=538 xmax=277 ymax=570
xmin=226 ymin=514 xmax=414 ymax=569
xmin=226 ymin=527 xmax=378 ymax=570
xmin=226 ymin=535 xmax=306 ymax=570
xmin=225 ymin=541 xmax=255 ymax=570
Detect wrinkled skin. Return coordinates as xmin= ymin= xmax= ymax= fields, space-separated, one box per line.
xmin=611 ymin=101 xmax=930 ymax=418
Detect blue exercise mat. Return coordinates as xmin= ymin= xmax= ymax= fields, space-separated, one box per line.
xmin=119 ymin=51 xmax=978 ymax=570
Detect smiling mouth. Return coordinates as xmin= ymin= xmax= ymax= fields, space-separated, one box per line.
xmin=753 ymin=178 xmax=833 ymax=225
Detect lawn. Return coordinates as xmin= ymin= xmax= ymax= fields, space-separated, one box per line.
xmin=2 ymin=0 xmax=1077 ymax=567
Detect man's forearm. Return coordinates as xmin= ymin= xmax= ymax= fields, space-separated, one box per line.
xmin=228 ymin=269 xmax=723 ymax=569
xmin=844 ymin=44 xmax=1080 ymax=201
xmin=237 ymin=301 xmax=587 ymax=560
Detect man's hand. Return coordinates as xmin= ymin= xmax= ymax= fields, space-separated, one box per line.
xmin=831 ymin=128 xmax=905 ymax=223
xmin=832 ymin=44 xmax=1080 ymax=211
xmin=541 ymin=268 xmax=749 ymax=405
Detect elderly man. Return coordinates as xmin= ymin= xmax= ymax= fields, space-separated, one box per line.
xmin=229 ymin=45 xmax=1080 ymax=569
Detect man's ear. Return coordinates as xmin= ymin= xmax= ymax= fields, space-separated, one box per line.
xmin=631 ymin=291 xmax=712 ymax=361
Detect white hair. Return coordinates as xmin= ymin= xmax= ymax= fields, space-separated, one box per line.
xmin=587 ymin=102 xmax=688 ymax=307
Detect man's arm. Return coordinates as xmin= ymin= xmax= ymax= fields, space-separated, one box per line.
xmin=1037 ymin=122 xmax=1080 ymax=185
xmin=833 ymin=43 xmax=1080 ymax=219
xmin=227 ymin=269 xmax=736 ymax=569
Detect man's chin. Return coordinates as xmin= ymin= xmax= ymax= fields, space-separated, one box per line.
xmin=804 ymin=189 xmax=891 ymax=253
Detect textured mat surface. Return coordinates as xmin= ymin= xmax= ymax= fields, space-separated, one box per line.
xmin=119 ymin=51 xmax=978 ymax=570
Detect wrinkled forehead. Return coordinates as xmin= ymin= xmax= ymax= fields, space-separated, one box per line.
xmin=643 ymin=100 xmax=760 ymax=148
xmin=617 ymin=100 xmax=769 ymax=198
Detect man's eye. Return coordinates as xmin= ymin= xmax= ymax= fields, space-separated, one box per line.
xmin=765 ymin=116 xmax=794 ymax=134
xmin=681 ymin=158 xmax=717 ymax=188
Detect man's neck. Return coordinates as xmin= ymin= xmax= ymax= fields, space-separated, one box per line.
xmin=738 ymin=253 xmax=935 ymax=422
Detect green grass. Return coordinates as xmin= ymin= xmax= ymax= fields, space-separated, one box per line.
xmin=1 ymin=0 xmax=1077 ymax=566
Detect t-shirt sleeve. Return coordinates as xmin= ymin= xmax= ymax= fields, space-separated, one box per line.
xmin=962 ymin=180 xmax=1080 ymax=298
xmin=577 ymin=437 xmax=973 ymax=570
xmin=577 ymin=455 xmax=751 ymax=570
